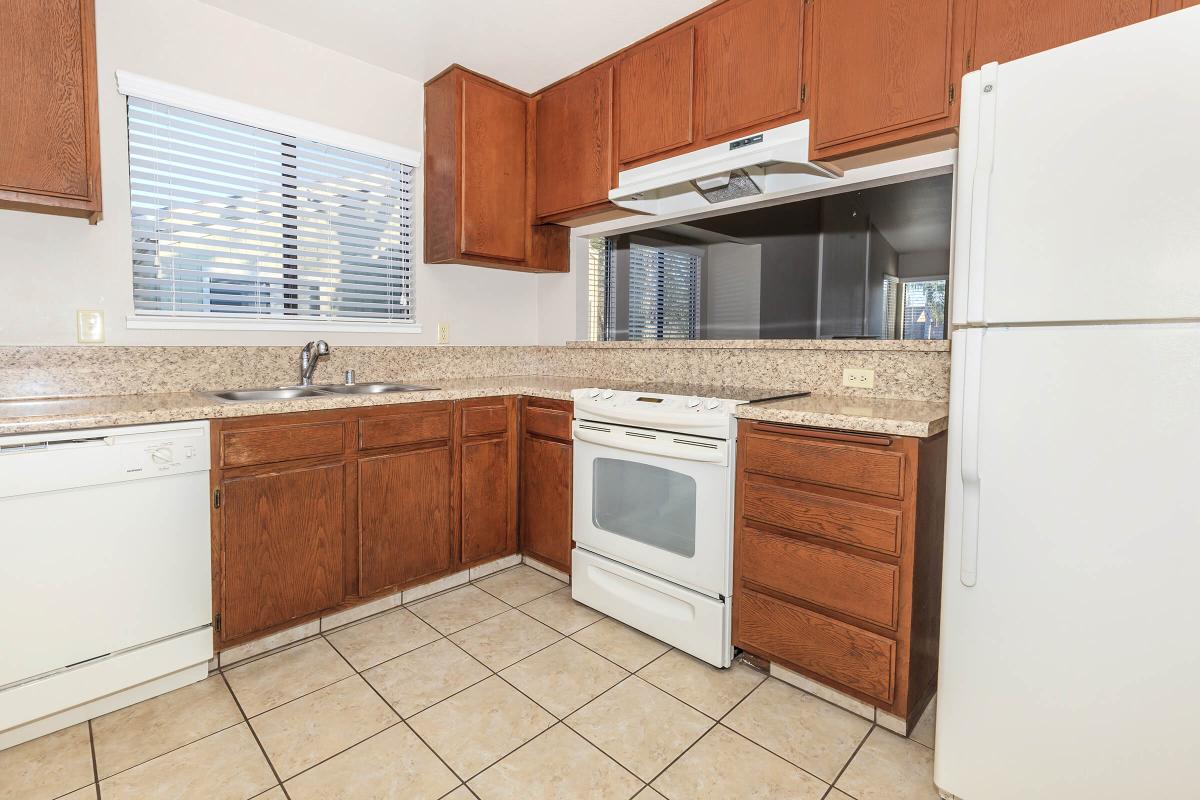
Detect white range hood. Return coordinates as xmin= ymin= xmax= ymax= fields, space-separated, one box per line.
xmin=609 ymin=119 xmax=841 ymax=216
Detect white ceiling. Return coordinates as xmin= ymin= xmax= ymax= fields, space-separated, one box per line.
xmin=197 ymin=0 xmax=712 ymax=92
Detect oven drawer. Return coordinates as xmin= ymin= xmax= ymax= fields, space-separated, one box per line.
xmin=742 ymin=431 xmax=905 ymax=499
xmin=572 ymin=548 xmax=731 ymax=668
xmin=739 ymin=526 xmax=899 ymax=629
xmin=737 ymin=588 xmax=895 ymax=703
xmin=742 ymin=480 xmax=902 ymax=556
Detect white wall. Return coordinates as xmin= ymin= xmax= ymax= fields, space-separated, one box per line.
xmin=0 ymin=0 xmax=543 ymax=346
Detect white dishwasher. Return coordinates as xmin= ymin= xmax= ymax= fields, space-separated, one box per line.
xmin=0 ymin=420 xmax=213 ymax=750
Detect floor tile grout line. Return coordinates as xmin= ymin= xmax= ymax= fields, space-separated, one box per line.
xmin=319 ymin=628 xmax=470 ymax=786
xmin=82 ymin=711 xmax=248 ymax=785
xmin=86 ymin=719 xmax=100 ymax=799
xmin=219 ymin=670 xmax=292 ymax=800
xmin=820 ymin=723 xmax=876 ymax=800
xmin=712 ymin=675 xmax=855 ymax=786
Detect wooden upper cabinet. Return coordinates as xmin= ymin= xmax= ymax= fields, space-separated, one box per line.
xmin=533 ymin=63 xmax=614 ymax=220
xmin=0 ymin=0 xmax=101 ymax=221
xmin=696 ymin=0 xmax=805 ymax=142
xmin=616 ymin=25 xmax=695 ymax=165
xmin=810 ymin=0 xmax=959 ymax=158
xmin=967 ymin=0 xmax=1153 ymax=67
xmin=424 ymin=66 xmax=567 ymax=272
xmin=460 ymin=76 xmax=528 ymax=263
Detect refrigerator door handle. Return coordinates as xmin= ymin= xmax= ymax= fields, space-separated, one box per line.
xmin=964 ymin=62 xmax=1000 ymax=325
xmin=959 ymin=329 xmax=985 ymax=587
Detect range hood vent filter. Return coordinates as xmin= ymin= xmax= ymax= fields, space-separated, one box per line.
xmin=691 ymin=169 xmax=763 ymax=203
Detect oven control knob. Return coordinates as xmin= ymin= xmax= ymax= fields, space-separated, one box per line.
xmin=704 ymin=399 xmax=721 ymax=410
xmin=587 ymin=389 xmax=601 ymax=398
xmin=601 ymin=390 xmax=615 ymax=400
xmin=686 ymin=396 xmax=701 ymax=408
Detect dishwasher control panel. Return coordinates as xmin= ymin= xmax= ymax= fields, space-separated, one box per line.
xmin=0 ymin=421 xmax=211 ymax=498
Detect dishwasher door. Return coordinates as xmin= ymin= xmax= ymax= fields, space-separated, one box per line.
xmin=0 ymin=422 xmax=212 ymax=688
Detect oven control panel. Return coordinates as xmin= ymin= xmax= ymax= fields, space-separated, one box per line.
xmin=571 ymin=389 xmax=742 ymax=439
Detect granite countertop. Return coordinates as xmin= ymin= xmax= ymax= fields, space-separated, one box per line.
xmin=736 ymin=394 xmax=949 ymax=438
xmin=0 ymin=375 xmax=948 ymax=438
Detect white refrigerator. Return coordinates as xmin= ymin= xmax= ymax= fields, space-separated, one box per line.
xmin=936 ymin=9 xmax=1200 ymax=800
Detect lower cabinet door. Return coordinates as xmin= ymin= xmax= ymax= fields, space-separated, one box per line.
xmin=359 ymin=446 xmax=453 ymax=595
xmin=219 ymin=463 xmax=346 ymax=641
xmin=460 ymin=434 xmax=516 ymax=564
xmin=520 ymin=434 xmax=572 ymax=572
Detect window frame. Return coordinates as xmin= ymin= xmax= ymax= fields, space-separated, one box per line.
xmin=116 ymin=71 xmax=422 ymax=333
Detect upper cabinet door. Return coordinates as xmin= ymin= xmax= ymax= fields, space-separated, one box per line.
xmin=459 ymin=75 xmax=528 ymax=263
xmin=616 ymin=25 xmax=695 ymax=165
xmin=534 ymin=64 xmax=614 ymax=220
xmin=697 ymin=0 xmax=805 ymax=142
xmin=968 ymin=0 xmax=1153 ymax=66
xmin=810 ymin=0 xmax=957 ymax=157
xmin=0 ymin=0 xmax=101 ymax=219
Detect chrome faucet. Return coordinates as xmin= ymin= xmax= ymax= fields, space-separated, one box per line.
xmin=298 ymin=340 xmax=329 ymax=386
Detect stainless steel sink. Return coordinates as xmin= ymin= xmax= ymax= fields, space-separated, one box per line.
xmin=208 ymin=386 xmax=327 ymax=402
xmin=314 ymin=383 xmax=436 ymax=395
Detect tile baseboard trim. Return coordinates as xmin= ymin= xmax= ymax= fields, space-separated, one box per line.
xmin=469 ymin=553 xmax=522 ymax=581
xmin=769 ymin=662 xmax=875 ymax=722
xmin=875 ymin=708 xmax=909 ymax=736
xmin=219 ymin=555 xmax=519 ymax=668
xmin=522 ymin=554 xmax=570 ymax=583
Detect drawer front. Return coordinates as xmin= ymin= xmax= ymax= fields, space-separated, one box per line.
xmin=461 ymin=404 xmax=508 ymax=437
xmin=221 ymin=422 xmax=344 ymax=468
xmin=524 ymin=404 xmax=572 ymax=441
xmin=743 ymin=433 xmax=905 ymax=499
xmin=737 ymin=588 xmax=895 ymax=703
xmin=359 ymin=409 xmax=451 ymax=450
xmin=742 ymin=480 xmax=902 ymax=555
xmin=739 ymin=526 xmax=899 ymax=629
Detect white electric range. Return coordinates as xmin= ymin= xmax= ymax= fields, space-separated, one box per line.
xmin=569 ymin=385 xmax=805 ymax=667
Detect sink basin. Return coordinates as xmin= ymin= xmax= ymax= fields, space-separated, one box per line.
xmin=314 ymin=383 xmax=436 ymax=395
xmin=208 ymin=386 xmax=327 ymax=402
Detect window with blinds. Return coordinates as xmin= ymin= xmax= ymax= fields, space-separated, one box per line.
xmin=587 ymin=237 xmax=701 ymax=341
xmin=627 ymin=242 xmax=700 ymax=340
xmin=587 ymin=237 xmax=614 ymax=342
xmin=127 ymin=98 xmax=415 ymax=325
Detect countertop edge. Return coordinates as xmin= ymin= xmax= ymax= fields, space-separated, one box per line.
xmin=0 ymin=379 xmax=949 ymax=439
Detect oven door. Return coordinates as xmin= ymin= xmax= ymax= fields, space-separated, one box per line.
xmin=572 ymin=419 xmax=733 ymax=597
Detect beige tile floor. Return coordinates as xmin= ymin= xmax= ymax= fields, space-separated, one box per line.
xmin=0 ymin=564 xmax=940 ymax=800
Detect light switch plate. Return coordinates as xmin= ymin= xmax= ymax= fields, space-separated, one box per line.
xmin=76 ymin=309 xmax=105 ymax=343
xmin=436 ymin=322 xmax=449 ymax=345
xmin=842 ymin=367 xmax=875 ymax=389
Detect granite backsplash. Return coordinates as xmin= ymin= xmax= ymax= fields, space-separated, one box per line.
xmin=0 ymin=341 xmax=950 ymax=402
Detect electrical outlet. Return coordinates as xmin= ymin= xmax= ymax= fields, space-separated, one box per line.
xmin=842 ymin=367 xmax=875 ymax=389
xmin=436 ymin=322 xmax=450 ymax=345
xmin=76 ymin=309 xmax=105 ymax=343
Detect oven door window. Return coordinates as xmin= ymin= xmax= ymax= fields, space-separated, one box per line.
xmin=592 ymin=457 xmax=697 ymax=557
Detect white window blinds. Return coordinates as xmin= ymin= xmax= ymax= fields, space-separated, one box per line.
xmin=127 ymin=98 xmax=415 ymax=324
xmin=627 ymin=242 xmax=701 ymax=340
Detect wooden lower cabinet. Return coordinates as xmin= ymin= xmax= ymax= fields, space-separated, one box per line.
xmin=456 ymin=397 xmax=519 ymax=567
xmin=211 ymin=395 xmax=569 ymax=650
xmin=359 ymin=445 xmax=453 ymax=595
xmin=733 ymin=420 xmax=947 ymax=730
xmin=217 ymin=462 xmax=346 ymax=643
xmin=519 ymin=398 xmax=574 ymax=573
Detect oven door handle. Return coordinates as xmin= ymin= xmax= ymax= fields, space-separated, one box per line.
xmin=573 ymin=422 xmax=728 ymax=464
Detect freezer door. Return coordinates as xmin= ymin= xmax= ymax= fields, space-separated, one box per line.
xmin=953 ymin=9 xmax=1200 ymax=326
xmin=936 ymin=325 xmax=1200 ymax=799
